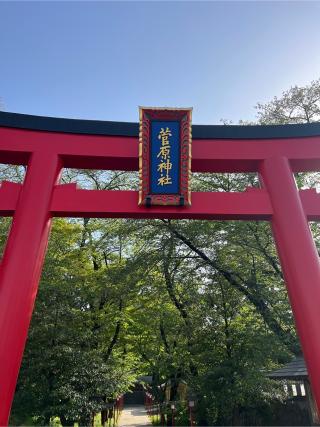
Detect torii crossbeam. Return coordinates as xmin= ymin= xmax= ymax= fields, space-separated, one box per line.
xmin=0 ymin=112 xmax=320 ymax=424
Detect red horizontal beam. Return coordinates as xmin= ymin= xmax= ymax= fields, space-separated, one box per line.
xmin=193 ymin=138 xmax=320 ymax=172
xmin=1 ymin=127 xmax=320 ymax=172
xmin=2 ymin=182 xmax=320 ymax=221
xmin=0 ymin=181 xmax=23 ymax=216
xmin=0 ymin=128 xmax=137 ymax=170
xmin=300 ymin=189 xmax=320 ymax=221
xmin=50 ymin=185 xmax=272 ymax=220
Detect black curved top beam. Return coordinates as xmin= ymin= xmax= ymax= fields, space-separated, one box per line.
xmin=1 ymin=111 xmax=320 ymax=139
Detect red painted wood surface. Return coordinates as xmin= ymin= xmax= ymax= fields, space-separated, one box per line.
xmin=0 ymin=152 xmax=61 ymax=423
xmin=1 ymin=126 xmax=320 ymax=172
xmin=1 ymin=183 xmax=320 ymax=220
xmin=0 ymin=121 xmax=320 ymax=424
xmin=260 ymin=156 xmax=320 ymax=414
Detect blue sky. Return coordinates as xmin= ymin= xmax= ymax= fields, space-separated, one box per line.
xmin=0 ymin=1 xmax=320 ymax=124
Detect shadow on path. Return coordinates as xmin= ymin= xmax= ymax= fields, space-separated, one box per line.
xmin=119 ymin=404 xmax=151 ymax=427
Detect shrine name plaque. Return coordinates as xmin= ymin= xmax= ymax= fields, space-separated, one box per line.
xmin=139 ymin=107 xmax=192 ymax=206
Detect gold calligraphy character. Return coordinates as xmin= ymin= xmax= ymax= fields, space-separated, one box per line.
xmin=157 ymin=159 xmax=172 ymax=174
xmin=157 ymin=146 xmax=170 ymax=160
xmin=158 ymin=127 xmax=172 ymax=147
xmin=158 ymin=176 xmax=173 ymax=186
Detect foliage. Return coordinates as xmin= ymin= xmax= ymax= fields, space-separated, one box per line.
xmin=256 ymin=78 xmax=320 ymax=124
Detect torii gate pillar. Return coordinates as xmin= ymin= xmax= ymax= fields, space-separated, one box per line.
xmin=261 ymin=156 xmax=320 ymax=410
xmin=0 ymin=152 xmax=61 ymax=422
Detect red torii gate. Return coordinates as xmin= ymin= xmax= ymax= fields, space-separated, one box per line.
xmin=0 ymin=111 xmax=320 ymax=424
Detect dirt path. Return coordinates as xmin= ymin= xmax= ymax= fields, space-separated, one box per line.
xmin=118 ymin=405 xmax=151 ymax=427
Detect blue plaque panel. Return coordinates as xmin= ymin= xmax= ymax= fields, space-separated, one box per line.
xmin=150 ymin=121 xmax=180 ymax=194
